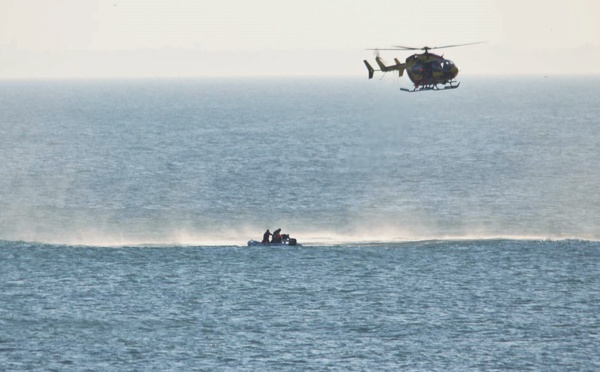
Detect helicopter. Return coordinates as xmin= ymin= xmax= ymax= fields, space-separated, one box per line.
xmin=363 ymin=42 xmax=484 ymax=92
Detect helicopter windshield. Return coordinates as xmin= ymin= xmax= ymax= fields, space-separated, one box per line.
xmin=441 ymin=60 xmax=455 ymax=72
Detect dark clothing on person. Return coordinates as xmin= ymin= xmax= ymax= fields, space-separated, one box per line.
xmin=272 ymin=228 xmax=282 ymax=244
xmin=262 ymin=229 xmax=272 ymax=244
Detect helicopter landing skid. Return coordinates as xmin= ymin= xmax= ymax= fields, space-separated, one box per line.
xmin=400 ymin=82 xmax=460 ymax=93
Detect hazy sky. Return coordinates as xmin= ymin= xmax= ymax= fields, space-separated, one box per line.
xmin=1 ymin=0 xmax=599 ymax=78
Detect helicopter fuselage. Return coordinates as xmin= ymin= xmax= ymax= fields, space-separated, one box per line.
xmin=404 ymin=52 xmax=459 ymax=87
xmin=364 ymin=42 xmax=483 ymax=91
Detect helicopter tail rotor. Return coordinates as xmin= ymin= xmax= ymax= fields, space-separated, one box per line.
xmin=375 ymin=57 xmax=387 ymax=71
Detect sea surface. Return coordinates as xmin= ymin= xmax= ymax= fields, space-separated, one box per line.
xmin=1 ymin=76 xmax=599 ymax=370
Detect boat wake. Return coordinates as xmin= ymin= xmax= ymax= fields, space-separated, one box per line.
xmin=2 ymin=227 xmax=598 ymax=248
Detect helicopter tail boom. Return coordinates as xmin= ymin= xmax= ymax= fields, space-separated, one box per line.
xmin=375 ymin=57 xmax=405 ymax=77
xmin=375 ymin=57 xmax=388 ymax=71
xmin=364 ymin=57 xmax=406 ymax=79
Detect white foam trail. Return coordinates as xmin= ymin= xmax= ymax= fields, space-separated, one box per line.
xmin=9 ymin=226 xmax=599 ymax=247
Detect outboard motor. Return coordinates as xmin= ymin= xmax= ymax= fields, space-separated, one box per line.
xmin=289 ymin=238 xmax=297 ymax=246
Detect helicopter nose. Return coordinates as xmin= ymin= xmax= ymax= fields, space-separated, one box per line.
xmin=450 ymin=65 xmax=459 ymax=78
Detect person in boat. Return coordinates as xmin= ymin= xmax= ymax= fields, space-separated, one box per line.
xmin=262 ymin=229 xmax=272 ymax=244
xmin=271 ymin=228 xmax=282 ymax=244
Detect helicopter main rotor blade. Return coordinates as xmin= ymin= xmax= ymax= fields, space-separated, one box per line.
xmin=425 ymin=41 xmax=486 ymax=49
xmin=367 ymin=41 xmax=485 ymax=54
xmin=392 ymin=41 xmax=486 ymax=50
xmin=365 ymin=48 xmax=415 ymax=51
xmin=387 ymin=46 xmax=421 ymax=50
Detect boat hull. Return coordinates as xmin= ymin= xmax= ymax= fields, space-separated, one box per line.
xmin=247 ymin=239 xmax=301 ymax=247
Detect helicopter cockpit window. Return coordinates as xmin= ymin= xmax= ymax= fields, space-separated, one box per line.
xmin=431 ymin=62 xmax=442 ymax=72
xmin=441 ymin=60 xmax=455 ymax=72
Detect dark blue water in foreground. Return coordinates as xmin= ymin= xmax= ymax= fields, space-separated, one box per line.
xmin=2 ymin=239 xmax=599 ymax=371
xmin=1 ymin=76 xmax=600 ymax=369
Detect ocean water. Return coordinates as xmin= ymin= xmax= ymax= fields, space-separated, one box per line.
xmin=1 ymin=76 xmax=600 ymax=370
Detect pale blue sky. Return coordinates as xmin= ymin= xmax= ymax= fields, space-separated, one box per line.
xmin=1 ymin=0 xmax=598 ymax=77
